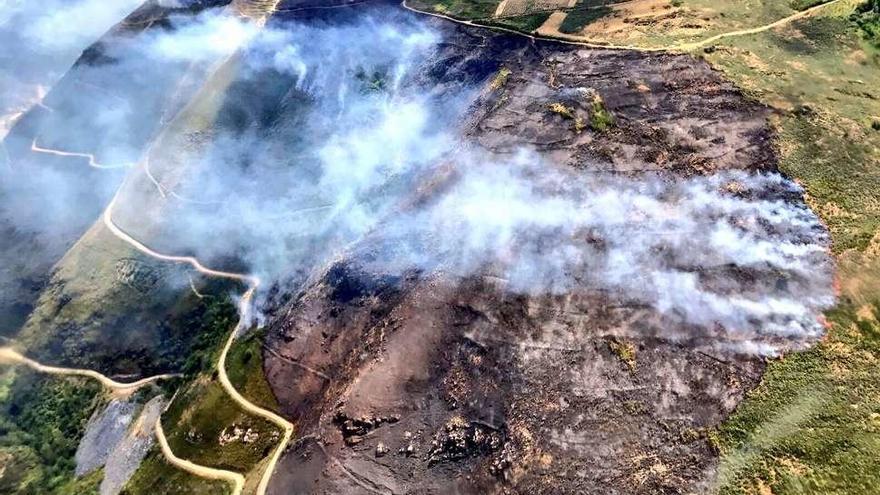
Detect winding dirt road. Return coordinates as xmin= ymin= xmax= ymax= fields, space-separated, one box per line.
xmin=99 ymin=0 xmax=293 ymax=492
xmin=402 ymin=0 xmax=844 ymax=52
xmin=216 ymin=286 xmax=295 ymax=495
xmin=676 ymin=0 xmax=845 ymax=51
xmin=103 ymin=184 xmax=294 ymax=495
xmin=0 ymin=346 xmax=245 ymax=492
xmin=30 ymin=138 xmax=134 ymax=170
xmin=0 ymin=347 xmax=176 ymax=395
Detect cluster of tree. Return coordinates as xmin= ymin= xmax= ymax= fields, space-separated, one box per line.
xmin=179 ymin=295 xmax=239 ymax=376
xmin=0 ymin=372 xmax=102 ymax=494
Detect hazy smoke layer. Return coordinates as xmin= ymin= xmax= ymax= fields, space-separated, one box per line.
xmin=0 ymin=6 xmax=835 ymax=354
xmin=152 ymin=13 xmax=835 ymax=354
xmin=411 ymin=157 xmax=834 ymax=347
xmin=0 ymin=4 xmax=257 ymax=240
xmin=162 ymin=17 xmax=457 ymax=271
xmin=0 ymin=0 xmax=144 ymax=137
xmin=0 ymin=2 xmax=259 ymax=331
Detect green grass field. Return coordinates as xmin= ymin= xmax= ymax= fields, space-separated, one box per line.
xmin=698 ymin=2 xmax=880 ymax=493
xmin=161 ymin=375 xmax=280 ymax=476
xmin=121 ymin=450 xmax=231 ymax=495
xmin=226 ymin=329 xmax=281 ymax=414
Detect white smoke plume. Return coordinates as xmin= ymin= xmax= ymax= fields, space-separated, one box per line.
xmin=0 ymin=3 xmax=262 ymax=237
xmin=150 ymin=14 xmax=835 ymax=354
xmin=411 ymin=156 xmax=834 ymax=346
xmin=0 ymin=5 xmax=835 ymax=355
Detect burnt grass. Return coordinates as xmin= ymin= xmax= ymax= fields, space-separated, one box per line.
xmin=259 ymin=3 xmax=793 ymax=494
xmin=0 ymin=0 xmax=832 ymax=493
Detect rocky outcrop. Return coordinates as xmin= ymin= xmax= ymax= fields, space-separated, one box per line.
xmin=99 ymin=396 xmax=165 ymax=495
xmin=75 ymin=399 xmax=141 ymax=477
xmin=74 ymin=395 xmax=165 ymax=495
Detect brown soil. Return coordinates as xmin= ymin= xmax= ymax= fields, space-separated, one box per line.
xmin=264 ymin=6 xmax=775 ymax=494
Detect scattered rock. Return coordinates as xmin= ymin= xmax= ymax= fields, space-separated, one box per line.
xmin=333 ymin=411 xmax=399 ymax=445
xmin=219 ymin=425 xmax=259 ymax=445
xmin=375 ymin=442 xmax=389 ymax=457
xmin=427 ymin=416 xmax=504 ymax=466
xmin=344 ymin=435 xmax=364 ymax=446
xmin=400 ymin=442 xmax=416 ymax=457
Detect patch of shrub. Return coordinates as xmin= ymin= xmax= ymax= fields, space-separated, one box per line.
xmin=0 ymin=372 xmax=103 ymax=493
xmin=548 ymin=102 xmax=575 ymax=119
xmin=852 ymin=0 xmax=880 ymax=47
xmin=490 ymin=67 xmax=512 ymax=90
xmin=589 ymin=94 xmax=615 ymax=132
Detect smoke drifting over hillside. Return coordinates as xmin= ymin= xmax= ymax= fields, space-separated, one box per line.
xmin=0 ymin=4 xmax=262 ymax=243
xmin=413 ymin=160 xmax=833 ymax=347
xmin=0 ymin=0 xmax=144 ymax=136
xmin=1 ymin=4 xmax=835 ymax=354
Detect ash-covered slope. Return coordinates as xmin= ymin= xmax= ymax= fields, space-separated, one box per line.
xmin=260 ymin=7 xmax=832 ymax=494
xmin=267 ymin=263 xmax=763 ymax=494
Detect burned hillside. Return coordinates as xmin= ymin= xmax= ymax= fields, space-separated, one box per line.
xmin=260 ymin=6 xmax=833 ymax=494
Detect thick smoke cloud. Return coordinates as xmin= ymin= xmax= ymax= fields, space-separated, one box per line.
xmin=411 ymin=159 xmax=834 ymax=346
xmin=1 ymin=5 xmax=835 ymax=355
xmin=159 ymin=17 xmax=458 ymax=271
xmin=0 ymin=2 xmax=263 ymax=330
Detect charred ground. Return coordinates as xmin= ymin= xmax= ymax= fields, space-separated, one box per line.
xmin=0 ymin=1 xmax=847 ymax=494
xmin=261 ymin=5 xmax=788 ymax=494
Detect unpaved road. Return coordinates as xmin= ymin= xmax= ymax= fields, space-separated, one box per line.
xmin=0 ymin=347 xmax=175 ymax=395
xmin=403 ymin=0 xmax=844 ymax=51
xmin=0 ymin=346 xmax=241 ymax=492
xmin=103 ymin=183 xmax=294 ymax=495
xmin=154 ymin=416 xmax=247 ymax=495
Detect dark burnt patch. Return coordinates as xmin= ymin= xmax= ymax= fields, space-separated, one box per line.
xmin=264 ymin=4 xmax=783 ymax=494
xmin=326 ymin=262 xmax=402 ymax=305
xmin=333 ymin=411 xmax=401 ymax=446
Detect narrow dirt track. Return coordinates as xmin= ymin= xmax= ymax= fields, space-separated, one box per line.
xmin=400 ymin=0 xmax=669 ymax=51
xmin=402 ymin=0 xmax=843 ymax=52
xmin=103 ymin=184 xmax=294 ymax=495
xmin=675 ymin=0 xmax=844 ymax=50
xmin=98 ymin=1 xmax=294 ymax=492
xmin=0 ymin=347 xmax=176 ymax=394
xmin=30 ymin=138 xmax=134 ymax=170
xmin=0 ymin=347 xmax=243 ymax=492
xmin=216 ymin=286 xmax=295 ymax=495
xmin=154 ymin=417 xmax=247 ymax=495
